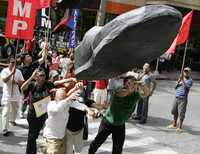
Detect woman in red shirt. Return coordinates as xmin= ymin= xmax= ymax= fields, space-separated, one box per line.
xmin=94 ymin=80 xmax=108 ymax=109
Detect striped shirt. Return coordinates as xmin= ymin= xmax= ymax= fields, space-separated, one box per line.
xmin=175 ymin=78 xmax=193 ymax=99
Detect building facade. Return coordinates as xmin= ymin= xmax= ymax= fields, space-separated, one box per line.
xmin=104 ymin=0 xmax=200 ymax=71
xmin=0 ymin=0 xmax=200 ymax=70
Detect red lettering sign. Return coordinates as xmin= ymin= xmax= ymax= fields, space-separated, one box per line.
xmin=5 ymin=0 xmax=37 ymax=40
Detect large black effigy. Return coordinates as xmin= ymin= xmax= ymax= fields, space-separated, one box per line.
xmin=74 ymin=5 xmax=182 ymax=80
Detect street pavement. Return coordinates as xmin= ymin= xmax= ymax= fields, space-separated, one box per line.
xmin=0 ymin=80 xmax=200 ymax=154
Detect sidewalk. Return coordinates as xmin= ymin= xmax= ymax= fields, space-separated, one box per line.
xmin=156 ymin=71 xmax=200 ymax=80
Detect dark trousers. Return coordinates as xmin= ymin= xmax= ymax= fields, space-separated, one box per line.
xmin=136 ymin=96 xmax=149 ymax=121
xmin=88 ymin=118 xmax=125 ymax=154
xmin=85 ymin=81 xmax=95 ymax=99
xmin=26 ymin=113 xmax=46 ymax=154
xmin=21 ymin=102 xmax=28 ymax=113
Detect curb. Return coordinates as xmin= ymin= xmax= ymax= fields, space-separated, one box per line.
xmin=156 ymin=77 xmax=200 ymax=81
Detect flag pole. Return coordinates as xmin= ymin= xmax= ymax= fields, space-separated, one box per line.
xmin=155 ymin=57 xmax=159 ymax=72
xmin=44 ymin=6 xmax=51 ymax=68
xmin=175 ymin=40 xmax=188 ymax=89
xmin=46 ymin=6 xmax=51 ymax=42
xmin=11 ymin=39 xmax=19 ymax=96
xmin=180 ymin=40 xmax=189 ymax=75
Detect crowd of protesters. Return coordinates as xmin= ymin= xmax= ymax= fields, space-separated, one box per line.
xmin=0 ymin=37 xmax=193 ymax=154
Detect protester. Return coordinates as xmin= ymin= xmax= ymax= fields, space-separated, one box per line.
xmin=21 ymin=67 xmax=55 ymax=154
xmin=49 ymin=50 xmax=60 ymax=72
xmin=64 ymin=61 xmax=74 ymax=79
xmin=1 ymin=56 xmax=24 ymax=136
xmin=59 ymin=51 xmax=71 ymax=79
xmin=85 ymin=81 xmax=95 ymax=100
xmin=66 ymin=85 xmax=98 ymax=154
xmin=4 ymin=39 xmax=15 ymax=57
xmin=88 ymin=76 xmax=150 ymax=154
xmin=106 ymin=76 xmax=124 ymax=114
xmin=22 ymin=36 xmax=36 ymax=53
xmin=18 ymin=48 xmax=48 ymax=118
xmin=167 ymin=67 xmax=193 ymax=134
xmin=126 ymin=67 xmax=139 ymax=79
xmin=43 ymin=87 xmax=86 ymax=154
xmin=133 ymin=63 xmax=156 ymax=124
xmin=93 ymin=80 xmax=108 ymax=109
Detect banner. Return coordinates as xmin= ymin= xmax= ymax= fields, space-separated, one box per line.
xmin=68 ymin=9 xmax=80 ymax=48
xmin=166 ymin=11 xmax=193 ymax=54
xmin=5 ymin=0 xmax=37 ymax=40
xmin=36 ymin=0 xmax=57 ymax=9
xmin=38 ymin=8 xmax=51 ymax=29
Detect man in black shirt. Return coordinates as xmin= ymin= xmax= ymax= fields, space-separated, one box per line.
xmin=18 ymin=48 xmax=48 ymax=118
xmin=21 ymin=67 xmax=54 ymax=154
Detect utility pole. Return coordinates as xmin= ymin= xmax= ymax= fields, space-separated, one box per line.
xmin=96 ymin=0 xmax=107 ymax=26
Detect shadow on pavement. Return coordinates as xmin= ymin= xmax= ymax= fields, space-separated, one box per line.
xmin=97 ymin=152 xmax=110 ymax=154
xmin=129 ymin=116 xmax=200 ymax=136
xmin=0 ymin=134 xmax=27 ymax=146
xmin=0 ymin=151 xmax=17 ymax=154
xmin=16 ymin=123 xmax=28 ymax=129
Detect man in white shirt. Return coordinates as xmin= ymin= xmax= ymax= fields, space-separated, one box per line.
xmin=44 ymin=85 xmax=93 ymax=154
xmin=1 ymin=57 xmax=24 ymax=136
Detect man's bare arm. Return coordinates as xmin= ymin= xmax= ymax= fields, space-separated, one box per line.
xmin=38 ymin=47 xmax=48 ymax=65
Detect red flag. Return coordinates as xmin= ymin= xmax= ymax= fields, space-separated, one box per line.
xmin=166 ymin=11 xmax=193 ymax=54
xmin=37 ymin=0 xmax=50 ymax=9
xmin=52 ymin=17 xmax=70 ymax=33
xmin=36 ymin=0 xmax=57 ymax=9
xmin=5 ymin=0 xmax=37 ymax=40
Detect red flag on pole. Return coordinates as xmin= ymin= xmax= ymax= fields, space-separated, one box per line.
xmin=37 ymin=0 xmax=51 ymax=9
xmin=5 ymin=0 xmax=37 ymax=40
xmin=36 ymin=0 xmax=57 ymax=9
xmin=166 ymin=11 xmax=193 ymax=54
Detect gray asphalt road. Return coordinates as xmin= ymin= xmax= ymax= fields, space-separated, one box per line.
xmin=0 ymin=80 xmax=200 ymax=154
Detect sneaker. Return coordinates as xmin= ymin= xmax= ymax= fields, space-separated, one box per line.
xmin=139 ymin=120 xmax=146 ymax=124
xmin=19 ymin=112 xmax=25 ymax=119
xmin=131 ymin=115 xmax=141 ymax=120
xmin=9 ymin=121 xmax=17 ymax=126
xmin=2 ymin=129 xmax=9 ymax=137
xmin=167 ymin=124 xmax=177 ymax=129
xmin=176 ymin=128 xmax=183 ymax=134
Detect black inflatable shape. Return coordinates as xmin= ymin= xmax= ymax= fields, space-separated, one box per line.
xmin=74 ymin=5 xmax=182 ymax=80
